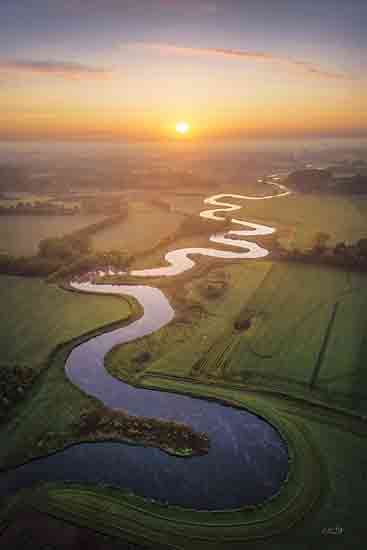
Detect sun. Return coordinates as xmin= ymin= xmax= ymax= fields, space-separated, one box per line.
xmin=175 ymin=121 xmax=190 ymax=135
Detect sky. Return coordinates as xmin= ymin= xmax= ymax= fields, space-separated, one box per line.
xmin=0 ymin=0 xmax=366 ymax=141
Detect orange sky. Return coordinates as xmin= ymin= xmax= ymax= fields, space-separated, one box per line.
xmin=1 ymin=1 xmax=366 ymax=141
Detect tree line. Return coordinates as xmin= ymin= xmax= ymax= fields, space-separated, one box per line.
xmin=0 ymin=207 xmax=132 ymax=279
xmin=274 ymin=233 xmax=367 ymax=271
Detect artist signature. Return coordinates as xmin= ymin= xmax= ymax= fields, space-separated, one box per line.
xmin=322 ymin=526 xmax=344 ymax=535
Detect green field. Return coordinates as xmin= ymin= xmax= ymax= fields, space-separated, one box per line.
xmin=134 ymin=261 xmax=366 ymax=413
xmin=238 ymin=192 xmax=367 ymax=248
xmin=0 ymin=274 xmax=135 ymax=469
xmin=218 ymin=263 xmax=367 ymax=411
xmin=0 ymin=214 xmax=106 ymax=256
xmin=1 ymin=189 xmax=367 ymax=548
xmin=91 ymin=201 xmax=185 ymax=254
xmin=0 ymin=275 xmax=131 ymax=368
xmin=104 ymin=190 xmax=367 ymax=414
xmin=106 ymin=262 xmax=272 ymax=382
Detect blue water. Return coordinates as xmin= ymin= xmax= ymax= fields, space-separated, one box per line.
xmin=0 ymin=394 xmax=288 ymax=510
xmin=0 ymin=283 xmax=289 ymax=510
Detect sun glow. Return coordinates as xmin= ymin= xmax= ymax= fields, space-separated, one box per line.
xmin=176 ymin=121 xmax=190 ymax=134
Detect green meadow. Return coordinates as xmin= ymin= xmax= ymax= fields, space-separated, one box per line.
xmin=0 ymin=275 xmax=131 ymax=368
xmin=91 ymin=201 xmax=185 ymax=254
xmin=239 ymin=192 xmax=367 ymax=248
xmin=120 ymin=260 xmax=367 ymax=414
xmin=0 ymin=214 xmax=105 ymax=257
xmin=1 ymin=189 xmax=367 ymax=549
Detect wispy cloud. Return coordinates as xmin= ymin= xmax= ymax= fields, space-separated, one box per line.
xmin=155 ymin=0 xmax=218 ymax=15
xmin=0 ymin=59 xmax=114 ymax=80
xmin=60 ymin=0 xmax=218 ymax=16
xmin=131 ymin=42 xmax=351 ymax=81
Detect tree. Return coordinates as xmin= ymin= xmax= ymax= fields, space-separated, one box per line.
xmin=334 ymin=241 xmax=347 ymax=255
xmin=312 ymin=232 xmax=331 ymax=254
xmin=356 ymin=238 xmax=367 ymax=259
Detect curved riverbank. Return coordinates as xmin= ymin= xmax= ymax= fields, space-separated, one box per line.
xmin=1 ymin=391 xmax=322 ymax=548
xmin=0 ymin=187 xmax=303 ymax=516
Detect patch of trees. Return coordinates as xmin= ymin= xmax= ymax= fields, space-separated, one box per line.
xmin=286 ymin=169 xmax=333 ymax=192
xmin=285 ymin=169 xmax=367 ymax=195
xmin=0 ymin=364 xmax=38 ymax=421
xmin=275 ymin=233 xmax=367 ymax=272
xmin=0 ymin=202 xmax=78 ymax=216
xmin=234 ymin=318 xmax=252 ymax=331
xmin=76 ymin=406 xmax=210 ymax=456
xmin=0 ymin=208 xmax=131 ymax=279
xmin=0 ymin=254 xmax=62 ymax=277
xmin=48 ymin=249 xmax=132 ymax=282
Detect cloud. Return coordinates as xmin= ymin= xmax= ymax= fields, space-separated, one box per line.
xmin=132 ymin=42 xmax=351 ymax=80
xmin=0 ymin=59 xmax=114 ymax=80
xmin=156 ymin=0 xmax=218 ymax=15
xmin=60 ymin=0 xmax=218 ymax=16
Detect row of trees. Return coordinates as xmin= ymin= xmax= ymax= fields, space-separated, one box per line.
xmin=0 ymin=208 xmax=131 ymax=279
xmin=275 ymin=233 xmax=367 ymax=271
xmin=0 ymin=202 xmax=78 ymax=216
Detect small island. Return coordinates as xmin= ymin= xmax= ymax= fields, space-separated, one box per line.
xmin=76 ymin=406 xmax=210 ymax=458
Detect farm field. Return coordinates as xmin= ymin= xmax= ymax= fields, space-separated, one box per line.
xmin=240 ymin=191 xmax=367 ymax=249
xmin=0 ymin=214 xmax=106 ymax=256
xmin=107 ymin=259 xmax=367 ymax=414
xmin=106 ymin=261 xmax=272 ymax=381
xmin=0 ymin=274 xmax=135 ymax=470
xmin=1 ymin=182 xmax=367 ymax=549
xmin=91 ymin=201 xmax=185 ymax=254
xmin=161 ymin=180 xmax=272 ymax=216
xmin=190 ymin=262 xmax=367 ymax=412
xmin=0 ymin=275 xmax=131 ymax=369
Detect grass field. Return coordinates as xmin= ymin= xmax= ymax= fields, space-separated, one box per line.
xmin=106 ymin=262 xmax=272 ymax=382
xmin=0 ymin=275 xmax=131 ymax=369
xmin=187 ymin=263 xmax=367 ymax=412
xmin=0 ymin=274 xmax=137 ymax=469
xmin=91 ymin=201 xmax=185 ymax=254
xmin=1 ymin=189 xmax=367 ymax=547
xmin=0 ymin=214 xmax=106 ymax=256
xmin=107 ymin=259 xmax=367 ymax=414
xmin=235 ymin=192 xmax=367 ymax=249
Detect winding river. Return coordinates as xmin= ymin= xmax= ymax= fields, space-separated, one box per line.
xmin=0 ymin=183 xmax=292 ymax=510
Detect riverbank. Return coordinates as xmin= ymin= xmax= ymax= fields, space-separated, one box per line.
xmin=0 ymin=388 xmax=322 ymax=549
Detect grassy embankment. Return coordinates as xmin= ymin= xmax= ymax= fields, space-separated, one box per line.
xmin=0 ymin=275 xmax=136 ymax=467
xmin=0 ymin=275 xmax=205 ymax=464
xmin=1 ymin=389 xmax=323 ymax=550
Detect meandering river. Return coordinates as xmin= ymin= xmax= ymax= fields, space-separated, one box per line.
xmin=0 ymin=184 xmax=292 ymax=510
